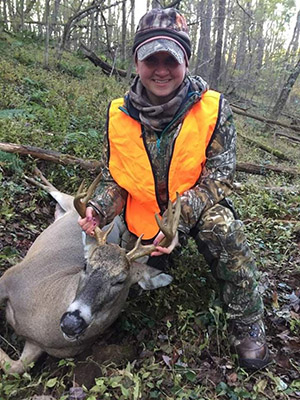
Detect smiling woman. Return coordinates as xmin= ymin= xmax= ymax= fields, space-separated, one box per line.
xmin=78 ymin=7 xmax=271 ymax=371
xmin=135 ymin=52 xmax=187 ymax=105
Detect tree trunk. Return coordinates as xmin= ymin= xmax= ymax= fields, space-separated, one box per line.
xmin=195 ymin=0 xmax=212 ymax=81
xmin=43 ymin=0 xmax=50 ymax=68
xmin=121 ymin=0 xmax=126 ymax=63
xmin=270 ymin=58 xmax=300 ymax=121
xmin=211 ymin=0 xmax=225 ymax=89
xmin=286 ymin=10 xmax=300 ymax=58
xmin=130 ymin=0 xmax=135 ymax=37
xmin=234 ymin=1 xmax=251 ymax=72
xmin=1 ymin=0 xmax=8 ymax=30
xmin=49 ymin=0 xmax=61 ymax=39
xmin=59 ymin=1 xmax=113 ymax=56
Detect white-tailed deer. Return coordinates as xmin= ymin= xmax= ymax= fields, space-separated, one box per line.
xmin=0 ymin=170 xmax=181 ymax=374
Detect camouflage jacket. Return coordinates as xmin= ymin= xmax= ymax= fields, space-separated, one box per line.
xmin=89 ymin=80 xmax=236 ymax=235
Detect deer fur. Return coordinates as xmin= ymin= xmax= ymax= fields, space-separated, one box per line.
xmin=0 ymin=173 xmax=176 ymax=375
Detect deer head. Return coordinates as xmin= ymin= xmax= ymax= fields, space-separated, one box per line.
xmin=60 ymin=174 xmax=181 ymax=341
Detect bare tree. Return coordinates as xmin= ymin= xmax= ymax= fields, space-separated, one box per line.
xmin=211 ymin=0 xmax=225 ymax=88
xmin=286 ymin=10 xmax=300 ymax=64
xmin=270 ymin=58 xmax=300 ymax=121
xmin=49 ymin=0 xmax=61 ymax=39
xmin=121 ymin=0 xmax=126 ymax=62
xmin=195 ymin=0 xmax=212 ymax=80
xmin=43 ymin=0 xmax=51 ymax=68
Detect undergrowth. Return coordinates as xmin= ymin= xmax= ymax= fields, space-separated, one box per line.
xmin=0 ymin=31 xmax=299 ymax=400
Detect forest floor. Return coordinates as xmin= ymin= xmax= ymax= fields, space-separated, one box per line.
xmin=0 ymin=32 xmax=299 ymax=399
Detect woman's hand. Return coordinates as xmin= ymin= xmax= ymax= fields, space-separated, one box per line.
xmin=78 ymin=206 xmax=101 ymax=236
xmin=151 ymin=231 xmax=179 ymax=256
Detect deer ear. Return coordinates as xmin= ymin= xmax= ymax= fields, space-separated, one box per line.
xmin=81 ymin=232 xmax=97 ymax=259
xmin=131 ymin=263 xmax=173 ymax=290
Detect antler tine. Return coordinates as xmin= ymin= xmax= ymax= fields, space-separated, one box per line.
xmin=73 ymin=172 xmax=116 ymax=246
xmin=126 ymin=235 xmax=156 ymax=262
xmin=155 ymin=193 xmax=181 ymax=247
xmin=73 ymin=172 xmax=102 ymax=218
xmin=82 ymin=173 xmax=102 ymax=204
xmin=74 ymin=192 xmax=88 ymax=218
xmin=126 ymin=194 xmax=181 ymax=263
xmin=93 ymin=223 xmax=114 ymax=246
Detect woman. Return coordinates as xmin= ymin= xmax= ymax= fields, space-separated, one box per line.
xmin=79 ymin=7 xmax=270 ymax=370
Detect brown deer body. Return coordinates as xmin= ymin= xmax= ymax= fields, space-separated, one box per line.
xmin=0 ymin=172 xmax=180 ymax=374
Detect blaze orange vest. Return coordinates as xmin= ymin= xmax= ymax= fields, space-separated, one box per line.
xmin=108 ymin=90 xmax=221 ymax=240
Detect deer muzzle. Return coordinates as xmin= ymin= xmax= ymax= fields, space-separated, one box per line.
xmin=60 ymin=310 xmax=88 ymax=341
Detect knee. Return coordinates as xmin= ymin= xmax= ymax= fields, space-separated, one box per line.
xmin=198 ymin=204 xmax=237 ymax=236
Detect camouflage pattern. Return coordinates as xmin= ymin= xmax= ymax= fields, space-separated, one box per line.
xmin=132 ymin=7 xmax=191 ymax=60
xmin=88 ymin=76 xmax=264 ymax=325
xmin=194 ymin=204 xmax=264 ymax=322
xmin=137 ymin=38 xmax=186 ymax=65
xmin=135 ymin=8 xmax=189 ymax=35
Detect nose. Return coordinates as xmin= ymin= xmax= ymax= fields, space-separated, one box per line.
xmin=155 ymin=62 xmax=169 ymax=76
xmin=60 ymin=310 xmax=88 ymax=339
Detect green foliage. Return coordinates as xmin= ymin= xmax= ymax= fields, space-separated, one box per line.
xmin=0 ymin=151 xmax=24 ymax=174
xmin=0 ymin=32 xmax=126 ymax=161
xmin=0 ymin=33 xmax=299 ymax=400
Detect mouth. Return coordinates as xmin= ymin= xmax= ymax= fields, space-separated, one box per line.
xmin=62 ymin=331 xmax=80 ymax=342
xmin=152 ymin=79 xmax=171 ymax=84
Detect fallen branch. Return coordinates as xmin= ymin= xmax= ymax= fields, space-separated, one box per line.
xmin=0 ymin=142 xmax=101 ymax=171
xmin=1 ymin=142 xmax=299 ymax=176
xmin=274 ymin=131 xmax=300 ymax=144
xmin=236 ymin=162 xmax=299 ymax=176
xmin=79 ymin=42 xmax=136 ymax=79
xmin=233 ymin=182 xmax=299 ymax=193
xmin=231 ymin=106 xmax=300 ymax=133
xmin=238 ymin=132 xmax=292 ymax=161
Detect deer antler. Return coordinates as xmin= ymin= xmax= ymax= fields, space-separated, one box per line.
xmin=74 ymin=173 xmax=114 ymax=245
xmin=126 ymin=193 xmax=181 ymax=263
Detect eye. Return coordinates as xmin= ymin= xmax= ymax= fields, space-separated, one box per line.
xmin=83 ymin=262 xmax=87 ymax=271
xmin=112 ymin=274 xmax=127 ymax=287
xmin=144 ymin=55 xmax=157 ymax=66
xmin=165 ymin=56 xmax=179 ymax=67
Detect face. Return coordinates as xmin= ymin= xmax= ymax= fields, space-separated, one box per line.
xmin=135 ymin=51 xmax=187 ymax=105
xmin=60 ymin=244 xmax=130 ymax=341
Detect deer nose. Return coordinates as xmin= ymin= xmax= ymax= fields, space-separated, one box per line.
xmin=60 ymin=310 xmax=88 ymax=339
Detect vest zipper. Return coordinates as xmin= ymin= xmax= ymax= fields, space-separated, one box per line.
xmin=119 ymin=106 xmax=130 ymax=116
xmin=160 ymin=93 xmax=201 ymax=136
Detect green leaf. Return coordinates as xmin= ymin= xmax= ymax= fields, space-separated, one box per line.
xmin=120 ymin=385 xmax=129 ymax=397
xmin=46 ymin=377 xmax=58 ymax=388
xmin=185 ymin=370 xmax=197 ymax=382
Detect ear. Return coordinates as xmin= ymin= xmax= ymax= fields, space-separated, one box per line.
xmin=81 ymin=232 xmax=97 ymax=260
xmin=130 ymin=262 xmax=173 ymax=290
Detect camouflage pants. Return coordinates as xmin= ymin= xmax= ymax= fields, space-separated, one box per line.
xmin=193 ymin=203 xmax=264 ymax=323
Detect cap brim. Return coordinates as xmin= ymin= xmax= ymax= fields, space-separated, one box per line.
xmin=136 ymin=38 xmax=185 ymax=64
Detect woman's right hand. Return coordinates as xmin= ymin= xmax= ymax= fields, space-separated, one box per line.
xmin=78 ymin=206 xmax=101 ymax=236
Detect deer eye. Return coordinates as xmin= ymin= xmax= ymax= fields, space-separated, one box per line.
xmin=112 ymin=274 xmax=127 ymax=286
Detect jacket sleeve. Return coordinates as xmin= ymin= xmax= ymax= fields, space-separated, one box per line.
xmin=178 ymin=96 xmax=236 ymax=234
xmin=87 ymin=131 xmax=127 ymax=226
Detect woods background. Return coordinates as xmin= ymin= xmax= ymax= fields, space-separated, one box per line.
xmin=0 ymin=1 xmax=299 ymax=399
xmin=0 ymin=0 xmax=299 ymax=122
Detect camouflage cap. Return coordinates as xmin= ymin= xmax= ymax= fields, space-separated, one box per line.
xmin=132 ymin=8 xmax=191 ymax=63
